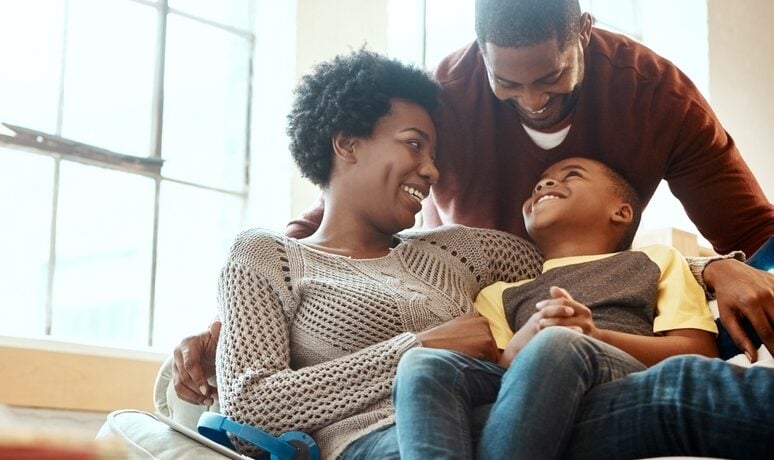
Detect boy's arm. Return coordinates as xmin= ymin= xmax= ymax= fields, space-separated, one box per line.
xmin=535 ymin=286 xmax=718 ymax=367
xmin=591 ymin=327 xmax=717 ymax=367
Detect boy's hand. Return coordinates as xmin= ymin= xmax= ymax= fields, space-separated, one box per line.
xmin=500 ymin=286 xmax=592 ymax=366
xmin=535 ymin=286 xmax=598 ymax=337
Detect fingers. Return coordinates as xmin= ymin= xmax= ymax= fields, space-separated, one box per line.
xmin=172 ymin=334 xmax=217 ymax=405
xmin=182 ymin=346 xmax=212 ymax=397
xmin=172 ymin=347 xmax=211 ymax=405
xmin=738 ymin=307 xmax=774 ymax=361
xmin=209 ymin=319 xmax=222 ymax=338
xmin=549 ymin=285 xmax=573 ymax=301
xmin=721 ymin=314 xmax=758 ymax=362
xmin=748 ymin=307 xmax=774 ymax=357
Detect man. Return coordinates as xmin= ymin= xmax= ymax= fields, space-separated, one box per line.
xmin=290 ymin=0 xmax=774 ymax=362
xmin=173 ymin=4 xmax=773 ymax=445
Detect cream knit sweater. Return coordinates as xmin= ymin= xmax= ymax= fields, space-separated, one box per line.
xmin=215 ymin=224 xmax=543 ymax=458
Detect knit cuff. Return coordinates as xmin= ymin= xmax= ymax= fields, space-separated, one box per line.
xmin=394 ymin=332 xmax=423 ymax=353
xmin=687 ymin=251 xmax=746 ymax=300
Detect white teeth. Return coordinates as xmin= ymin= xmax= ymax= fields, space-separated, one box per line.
xmin=530 ymin=106 xmax=548 ymax=114
xmin=536 ymin=194 xmax=559 ymax=205
xmin=401 ymin=185 xmax=425 ymax=202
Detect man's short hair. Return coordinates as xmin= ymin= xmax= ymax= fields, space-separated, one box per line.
xmin=475 ymin=0 xmax=582 ymax=51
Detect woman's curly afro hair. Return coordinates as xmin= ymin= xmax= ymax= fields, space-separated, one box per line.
xmin=286 ymin=49 xmax=442 ymax=187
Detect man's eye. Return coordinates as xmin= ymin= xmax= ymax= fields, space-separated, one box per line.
xmin=407 ymin=140 xmax=421 ymax=149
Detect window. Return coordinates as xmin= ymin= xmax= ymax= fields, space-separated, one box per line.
xmin=0 ymin=0 xmax=254 ymax=351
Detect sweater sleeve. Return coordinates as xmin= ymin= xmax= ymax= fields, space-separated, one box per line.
xmin=216 ymin=232 xmax=419 ymax=441
xmin=466 ymin=227 xmax=543 ymax=286
xmin=663 ymin=86 xmax=774 ymax=256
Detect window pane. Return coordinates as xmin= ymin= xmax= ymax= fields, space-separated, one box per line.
xmin=582 ymin=0 xmax=640 ymax=37
xmin=153 ymin=182 xmax=243 ymax=351
xmin=162 ymin=15 xmax=250 ymax=191
xmin=60 ymin=0 xmax=157 ymax=157
xmin=0 ymin=149 xmax=54 ymax=336
xmin=168 ymin=0 xmax=254 ymax=30
xmin=51 ymin=161 xmax=155 ymax=347
xmin=424 ymin=0 xmax=475 ymax=70
xmin=0 ymin=0 xmax=64 ymax=133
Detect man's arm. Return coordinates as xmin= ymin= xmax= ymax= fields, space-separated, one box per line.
xmin=285 ymin=196 xmax=324 ymax=238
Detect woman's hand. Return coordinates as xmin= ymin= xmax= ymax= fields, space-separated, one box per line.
xmin=172 ymin=320 xmax=221 ymax=405
xmin=416 ymin=312 xmax=500 ymax=362
xmin=704 ymin=259 xmax=774 ymax=362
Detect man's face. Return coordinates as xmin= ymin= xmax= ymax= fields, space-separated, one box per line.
xmin=482 ymin=37 xmax=586 ymax=130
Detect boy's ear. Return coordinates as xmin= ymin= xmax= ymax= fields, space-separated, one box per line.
xmin=332 ymin=132 xmax=358 ymax=163
xmin=611 ymin=203 xmax=633 ymax=225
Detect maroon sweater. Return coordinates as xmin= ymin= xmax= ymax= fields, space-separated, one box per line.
xmin=289 ymin=29 xmax=773 ymax=256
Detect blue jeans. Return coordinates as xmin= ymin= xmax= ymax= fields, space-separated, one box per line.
xmin=388 ymin=327 xmax=774 ymax=460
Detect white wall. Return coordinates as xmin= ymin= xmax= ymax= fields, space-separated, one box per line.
xmin=247 ymin=0 xmax=390 ymax=230
xmin=291 ymin=0 xmax=390 ymax=219
xmin=707 ymin=0 xmax=773 ymax=201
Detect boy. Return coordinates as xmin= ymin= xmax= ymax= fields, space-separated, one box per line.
xmin=393 ymin=156 xmax=719 ymax=459
xmin=477 ymin=156 xmax=718 ymax=366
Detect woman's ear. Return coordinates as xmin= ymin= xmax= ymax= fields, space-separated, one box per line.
xmin=332 ymin=132 xmax=358 ymax=163
xmin=611 ymin=203 xmax=633 ymax=225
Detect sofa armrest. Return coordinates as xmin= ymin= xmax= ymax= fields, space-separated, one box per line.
xmin=154 ymin=355 xmax=220 ymax=430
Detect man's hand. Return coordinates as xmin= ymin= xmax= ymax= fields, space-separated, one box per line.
xmin=704 ymin=259 xmax=774 ymax=361
xmin=416 ymin=312 xmax=500 ymax=363
xmin=172 ymin=320 xmax=221 ymax=405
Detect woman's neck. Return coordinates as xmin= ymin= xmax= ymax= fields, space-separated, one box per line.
xmin=300 ymin=206 xmax=398 ymax=259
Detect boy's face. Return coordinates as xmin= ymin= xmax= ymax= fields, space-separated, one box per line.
xmin=522 ymin=157 xmax=625 ymax=241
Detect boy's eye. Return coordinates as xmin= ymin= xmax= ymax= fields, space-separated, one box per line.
xmin=564 ymin=170 xmax=581 ymax=179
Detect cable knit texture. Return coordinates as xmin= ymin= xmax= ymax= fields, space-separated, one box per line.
xmin=215 ymin=224 xmax=542 ymax=458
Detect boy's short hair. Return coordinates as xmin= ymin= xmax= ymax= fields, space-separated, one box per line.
xmin=599 ymin=165 xmax=642 ymax=251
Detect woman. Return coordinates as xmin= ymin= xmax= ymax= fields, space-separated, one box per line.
xmin=178 ymin=50 xmax=773 ymax=460
xmin=214 ymin=49 xmax=542 ymax=459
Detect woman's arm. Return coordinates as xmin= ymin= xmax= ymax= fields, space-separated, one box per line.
xmin=217 ymin=233 xmax=418 ymax=437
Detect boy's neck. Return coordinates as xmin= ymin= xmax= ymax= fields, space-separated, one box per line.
xmin=537 ymin=236 xmax=619 ymax=261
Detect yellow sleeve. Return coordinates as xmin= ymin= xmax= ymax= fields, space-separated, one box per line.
xmin=640 ymin=246 xmax=718 ymax=335
xmin=474 ymin=281 xmax=529 ymax=349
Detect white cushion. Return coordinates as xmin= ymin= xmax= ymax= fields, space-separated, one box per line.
xmin=96 ymin=410 xmax=231 ymax=460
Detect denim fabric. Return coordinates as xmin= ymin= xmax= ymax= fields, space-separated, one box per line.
xmin=392 ymin=327 xmax=774 ymax=459
xmin=337 ymin=424 xmax=400 ymax=460
xmin=392 ymin=347 xmax=506 ymax=459
xmin=565 ymin=355 xmax=774 ymax=460
xmin=478 ymin=328 xmax=646 ymax=460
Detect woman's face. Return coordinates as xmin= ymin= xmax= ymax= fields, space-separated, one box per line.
xmin=347 ymin=98 xmax=439 ymax=233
